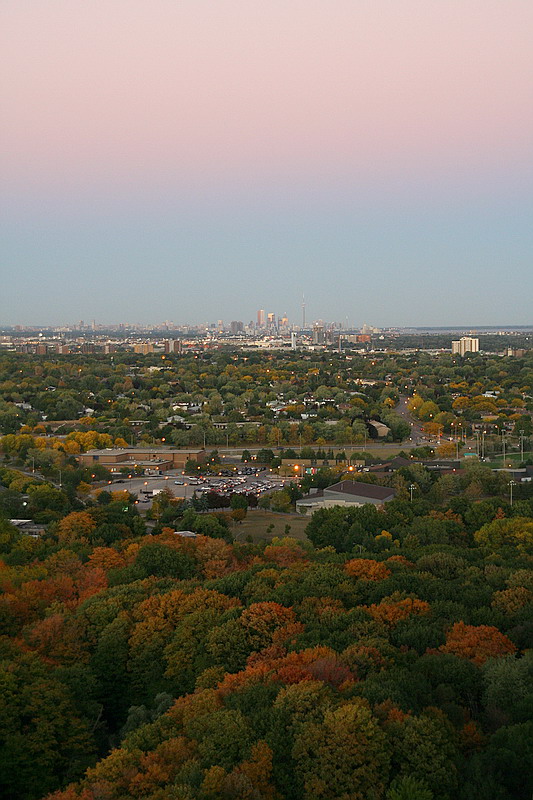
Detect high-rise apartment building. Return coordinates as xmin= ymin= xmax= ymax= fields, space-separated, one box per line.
xmin=452 ymin=337 xmax=479 ymax=356
xmin=312 ymin=324 xmax=325 ymax=345
xmin=257 ymin=309 xmax=266 ymax=327
xmin=164 ymin=339 xmax=182 ymax=354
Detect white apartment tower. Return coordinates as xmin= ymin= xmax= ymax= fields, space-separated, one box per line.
xmin=452 ymin=337 xmax=480 ymax=356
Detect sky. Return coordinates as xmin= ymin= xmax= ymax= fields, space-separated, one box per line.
xmin=1 ymin=0 xmax=533 ymax=327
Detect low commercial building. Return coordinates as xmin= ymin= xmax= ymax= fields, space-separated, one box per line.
xmin=296 ymin=480 xmax=396 ymax=515
xmin=77 ymin=447 xmax=206 ymax=473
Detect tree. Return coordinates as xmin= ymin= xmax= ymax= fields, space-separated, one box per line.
xmin=231 ymin=508 xmax=246 ymax=524
xmin=345 ymin=559 xmax=391 ymax=581
xmin=57 ymin=511 xmax=97 ymax=543
xmin=439 ymin=622 xmax=516 ymax=665
xmin=135 ymin=542 xmax=196 ymax=579
xmin=388 ymin=710 xmax=458 ymax=798
xmin=0 ymin=653 xmax=95 ymax=799
xmin=387 ymin=775 xmax=433 ymax=800
xmin=270 ymin=490 xmax=292 ymax=513
xmin=475 ymin=517 xmax=533 ymax=555
xmin=230 ymin=494 xmax=249 ymax=512
xmin=293 ymin=700 xmax=390 ymax=799
xmin=480 ymin=721 xmax=533 ymax=799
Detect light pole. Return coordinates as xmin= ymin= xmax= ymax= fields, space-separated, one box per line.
xmin=510 ymin=479 xmax=516 ymax=507
xmin=519 ymin=430 xmax=525 ymax=463
xmin=409 ymin=483 xmax=416 ymax=502
xmin=502 ymin=432 xmax=506 ymax=467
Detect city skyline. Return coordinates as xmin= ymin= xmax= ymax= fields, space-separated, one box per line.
xmin=2 ymin=1 xmax=533 ymax=325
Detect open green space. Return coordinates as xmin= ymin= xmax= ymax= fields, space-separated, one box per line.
xmin=232 ymin=509 xmax=309 ymax=542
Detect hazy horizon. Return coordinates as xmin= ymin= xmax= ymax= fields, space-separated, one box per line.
xmin=2 ymin=1 xmax=533 ymax=326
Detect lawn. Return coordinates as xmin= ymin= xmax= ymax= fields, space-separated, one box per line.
xmin=232 ymin=509 xmax=310 ymax=543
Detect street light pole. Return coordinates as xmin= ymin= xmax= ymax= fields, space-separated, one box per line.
xmin=409 ymin=483 xmax=416 ymax=502
xmin=510 ymin=480 xmax=516 ymax=507
xmin=519 ymin=430 xmax=525 ymax=463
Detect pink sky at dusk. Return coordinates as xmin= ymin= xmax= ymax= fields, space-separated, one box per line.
xmin=2 ymin=1 xmax=533 ymax=328
xmin=3 ymin=0 xmax=533 ymax=194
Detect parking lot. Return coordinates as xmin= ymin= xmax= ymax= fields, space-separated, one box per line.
xmin=110 ymin=469 xmax=293 ymax=506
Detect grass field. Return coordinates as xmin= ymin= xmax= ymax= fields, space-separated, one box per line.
xmin=232 ymin=510 xmax=310 ymax=543
xmin=481 ymin=451 xmax=532 ymax=469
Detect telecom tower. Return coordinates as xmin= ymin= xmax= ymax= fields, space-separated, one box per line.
xmin=302 ymin=295 xmax=306 ymax=330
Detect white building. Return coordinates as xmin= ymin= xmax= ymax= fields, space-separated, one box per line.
xmin=452 ymin=337 xmax=479 ymax=356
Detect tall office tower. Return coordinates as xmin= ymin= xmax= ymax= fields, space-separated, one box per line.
xmin=230 ymin=321 xmax=244 ymax=334
xmin=267 ymin=312 xmax=276 ymax=328
xmin=257 ymin=309 xmax=266 ymax=327
xmin=451 ymin=337 xmax=480 ymax=356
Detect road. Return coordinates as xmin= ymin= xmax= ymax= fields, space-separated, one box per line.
xmin=395 ymin=395 xmax=426 ymax=443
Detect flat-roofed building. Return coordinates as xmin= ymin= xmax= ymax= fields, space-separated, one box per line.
xmin=77 ymin=447 xmax=206 ymax=473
